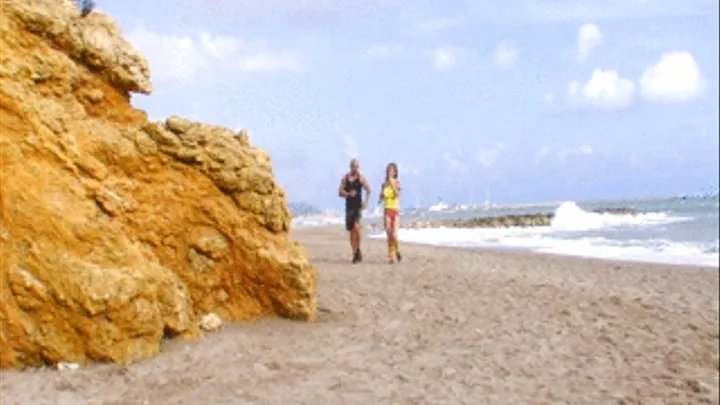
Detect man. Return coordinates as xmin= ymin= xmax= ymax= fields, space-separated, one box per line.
xmin=78 ymin=0 xmax=95 ymax=16
xmin=338 ymin=158 xmax=371 ymax=263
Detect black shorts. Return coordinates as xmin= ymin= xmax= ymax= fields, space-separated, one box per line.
xmin=345 ymin=208 xmax=362 ymax=231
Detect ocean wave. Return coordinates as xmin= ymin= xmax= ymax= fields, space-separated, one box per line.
xmin=291 ymin=212 xmax=344 ymax=228
xmin=365 ymin=200 xmax=712 ymax=267
xmin=369 ymin=228 xmax=718 ymax=267
xmin=293 ymin=199 xmax=688 ymax=231
xmin=297 ymin=199 xmax=715 ymax=266
xmin=534 ymin=237 xmax=719 ymax=267
xmin=550 ymin=201 xmax=690 ymax=232
xmin=427 ymin=201 xmax=450 ymax=212
xmin=422 ymin=202 xmax=496 ymax=214
xmin=292 ymin=205 xmax=389 ymax=228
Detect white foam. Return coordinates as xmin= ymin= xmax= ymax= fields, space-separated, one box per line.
xmin=292 ymin=205 xmax=388 ymax=228
xmin=369 ymin=227 xmax=719 ymax=267
xmin=428 ymin=202 xmax=450 ymax=212
xmin=550 ymin=201 xmax=688 ymax=231
xmin=368 ymin=200 xmax=714 ymax=267
xmin=291 ymin=212 xmax=344 ymax=228
xmin=366 ymin=206 xmax=383 ymax=219
xmin=535 ymin=237 xmax=719 ymax=267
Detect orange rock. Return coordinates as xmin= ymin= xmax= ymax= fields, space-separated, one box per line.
xmin=0 ymin=0 xmax=317 ymax=369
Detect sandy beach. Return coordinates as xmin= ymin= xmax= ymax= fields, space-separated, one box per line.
xmin=1 ymin=226 xmax=718 ymax=405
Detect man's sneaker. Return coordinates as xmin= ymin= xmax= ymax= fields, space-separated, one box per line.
xmin=352 ymin=250 xmax=363 ymax=264
xmin=396 ymin=251 xmax=402 ymax=262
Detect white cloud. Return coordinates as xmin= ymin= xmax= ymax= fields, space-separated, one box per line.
xmin=577 ymin=23 xmax=603 ymax=61
xmin=126 ymin=27 xmax=203 ymax=82
xmin=469 ymin=1 xmax=708 ymax=24
xmin=534 ymin=145 xmax=551 ymax=165
xmin=238 ymin=52 xmax=304 ymax=72
xmin=476 ymin=144 xmax=504 ymax=168
xmin=537 ymin=145 xmax=593 ymax=163
xmin=639 ymin=51 xmax=705 ymax=103
xmin=184 ymin=0 xmax=710 ymax=27
xmin=364 ymin=44 xmax=404 ymax=60
xmin=179 ymin=0 xmax=400 ymax=23
xmin=443 ymin=151 xmax=463 ymax=171
xmin=544 ymin=93 xmax=555 ymax=107
xmin=397 ymin=161 xmax=421 ymax=176
xmin=494 ymin=40 xmax=517 ymax=69
xmin=419 ymin=17 xmax=461 ymax=33
xmin=126 ymin=25 xmax=305 ymax=83
xmin=199 ymin=32 xmax=242 ymax=59
xmin=342 ymin=135 xmax=359 ymax=160
xmin=567 ymin=69 xmax=636 ymax=109
xmin=433 ymin=47 xmax=457 ymax=71
xmin=416 ymin=124 xmax=432 ymax=132
xmin=558 ymin=145 xmax=593 ymax=161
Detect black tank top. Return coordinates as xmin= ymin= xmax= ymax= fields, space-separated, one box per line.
xmin=344 ymin=175 xmax=363 ymax=210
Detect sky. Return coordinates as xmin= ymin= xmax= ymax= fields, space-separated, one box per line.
xmin=98 ymin=0 xmax=719 ymax=210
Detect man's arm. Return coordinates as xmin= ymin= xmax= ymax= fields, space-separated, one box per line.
xmin=338 ymin=175 xmax=349 ymax=198
xmin=361 ymin=175 xmax=372 ymax=207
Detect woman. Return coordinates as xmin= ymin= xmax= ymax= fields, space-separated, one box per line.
xmin=378 ymin=162 xmax=402 ymax=264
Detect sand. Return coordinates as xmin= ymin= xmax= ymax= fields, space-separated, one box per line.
xmin=1 ymin=226 xmax=718 ymax=405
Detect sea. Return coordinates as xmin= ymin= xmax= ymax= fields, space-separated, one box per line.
xmin=291 ymin=196 xmax=720 ymax=268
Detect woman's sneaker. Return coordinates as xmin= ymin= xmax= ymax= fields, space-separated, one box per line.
xmin=396 ymin=251 xmax=402 ymax=262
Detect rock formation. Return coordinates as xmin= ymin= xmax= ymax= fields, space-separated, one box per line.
xmin=0 ymin=0 xmax=317 ymax=369
xmin=370 ymin=207 xmax=639 ymax=231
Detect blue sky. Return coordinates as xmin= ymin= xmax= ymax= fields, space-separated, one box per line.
xmin=100 ymin=0 xmax=718 ymax=209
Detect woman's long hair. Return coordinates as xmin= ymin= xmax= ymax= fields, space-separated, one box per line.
xmin=385 ymin=162 xmax=398 ymax=183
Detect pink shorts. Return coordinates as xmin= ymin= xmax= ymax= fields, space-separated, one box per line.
xmin=385 ymin=209 xmax=398 ymax=227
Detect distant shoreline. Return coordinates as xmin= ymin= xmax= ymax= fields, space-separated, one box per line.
xmin=291 ymin=197 xmax=718 ymax=268
xmin=292 ymin=225 xmax=718 ymax=270
xmin=291 ymin=193 xmax=718 ymax=215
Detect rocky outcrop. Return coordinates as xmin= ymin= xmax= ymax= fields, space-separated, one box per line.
xmin=0 ymin=0 xmax=317 ymax=369
xmin=370 ymin=207 xmax=638 ymax=230
xmin=381 ymin=213 xmax=553 ymax=230
xmin=592 ymin=207 xmax=638 ymax=215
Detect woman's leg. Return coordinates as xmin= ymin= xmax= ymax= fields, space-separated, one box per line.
xmin=384 ymin=213 xmax=394 ymax=261
xmin=385 ymin=213 xmax=395 ymax=263
xmin=393 ymin=214 xmax=401 ymax=261
xmin=386 ymin=211 xmax=400 ymax=262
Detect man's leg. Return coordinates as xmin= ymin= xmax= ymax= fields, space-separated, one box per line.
xmin=352 ymin=209 xmax=363 ymax=262
xmin=347 ymin=209 xmax=362 ymax=263
xmin=346 ymin=210 xmax=355 ymax=255
xmin=351 ymin=223 xmax=360 ymax=252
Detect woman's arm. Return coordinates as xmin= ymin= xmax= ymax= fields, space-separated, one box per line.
xmin=391 ymin=180 xmax=401 ymax=196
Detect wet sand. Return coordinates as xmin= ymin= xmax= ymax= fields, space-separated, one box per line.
xmin=1 ymin=226 xmax=718 ymax=404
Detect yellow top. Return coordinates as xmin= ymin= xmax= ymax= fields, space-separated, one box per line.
xmin=382 ymin=181 xmax=400 ymax=210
